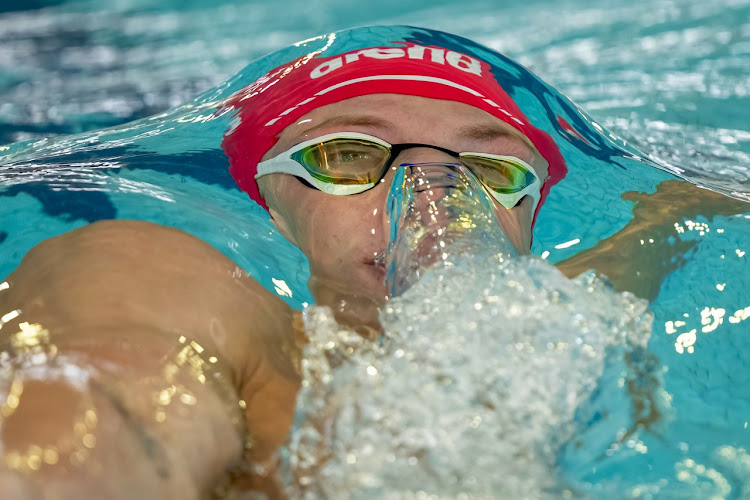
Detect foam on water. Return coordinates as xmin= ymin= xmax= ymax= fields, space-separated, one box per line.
xmin=284 ymin=251 xmax=660 ymax=498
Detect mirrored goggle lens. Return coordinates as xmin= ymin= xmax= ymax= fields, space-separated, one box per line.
xmin=459 ymin=154 xmax=537 ymax=194
xmin=291 ymin=138 xmax=390 ymax=185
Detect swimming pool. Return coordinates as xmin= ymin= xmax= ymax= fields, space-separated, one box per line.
xmin=1 ymin=1 xmax=749 ymax=498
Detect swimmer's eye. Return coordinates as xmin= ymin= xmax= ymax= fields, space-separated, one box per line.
xmin=292 ymin=138 xmax=390 ymax=185
xmin=322 ymin=149 xmax=373 ymax=168
xmin=460 ymin=155 xmax=537 ymax=194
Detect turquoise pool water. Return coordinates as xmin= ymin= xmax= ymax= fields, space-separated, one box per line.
xmin=1 ymin=1 xmax=749 ymax=498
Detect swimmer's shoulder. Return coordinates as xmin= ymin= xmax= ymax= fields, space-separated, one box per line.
xmin=3 ymin=219 xmax=296 ymax=370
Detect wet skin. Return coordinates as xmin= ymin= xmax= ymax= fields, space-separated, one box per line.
xmin=258 ymin=94 xmax=549 ymax=331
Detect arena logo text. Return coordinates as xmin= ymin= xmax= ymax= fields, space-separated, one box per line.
xmin=310 ymin=45 xmax=483 ymax=79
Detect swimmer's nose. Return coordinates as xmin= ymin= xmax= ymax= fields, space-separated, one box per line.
xmin=377 ymin=149 xmax=463 ymax=221
xmin=403 ymin=163 xmax=467 ymax=225
xmin=379 ymin=148 xmax=459 ymax=192
xmin=383 ymin=158 xmax=517 ymax=296
xmin=374 ymin=148 xmax=464 ymax=242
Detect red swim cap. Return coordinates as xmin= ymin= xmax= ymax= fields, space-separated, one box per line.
xmin=221 ymin=42 xmax=566 ymax=221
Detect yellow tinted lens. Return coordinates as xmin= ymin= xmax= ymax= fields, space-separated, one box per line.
xmin=461 ymin=155 xmax=535 ymax=194
xmin=292 ymin=138 xmax=390 ymax=185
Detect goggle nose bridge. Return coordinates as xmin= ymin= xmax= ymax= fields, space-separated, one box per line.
xmin=382 ymin=142 xmax=463 ymax=174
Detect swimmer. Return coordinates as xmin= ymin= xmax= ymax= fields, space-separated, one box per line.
xmin=1 ymin=29 xmax=747 ymax=498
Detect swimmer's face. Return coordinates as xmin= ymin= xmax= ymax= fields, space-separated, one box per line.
xmin=258 ymin=94 xmax=549 ymax=328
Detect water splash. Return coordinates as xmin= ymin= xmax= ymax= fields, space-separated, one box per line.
xmin=284 ymin=250 xmax=658 ymax=498
xmin=385 ymin=162 xmax=517 ymax=297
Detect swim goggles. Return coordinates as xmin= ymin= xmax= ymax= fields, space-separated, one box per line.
xmin=256 ymin=132 xmax=543 ymax=211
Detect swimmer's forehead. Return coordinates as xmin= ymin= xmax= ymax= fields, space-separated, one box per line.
xmin=267 ymin=94 xmax=540 ymax=162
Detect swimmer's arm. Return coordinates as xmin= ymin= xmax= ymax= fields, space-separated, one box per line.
xmin=0 ymin=220 xmax=301 ymax=498
xmin=555 ymin=180 xmax=750 ymax=300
